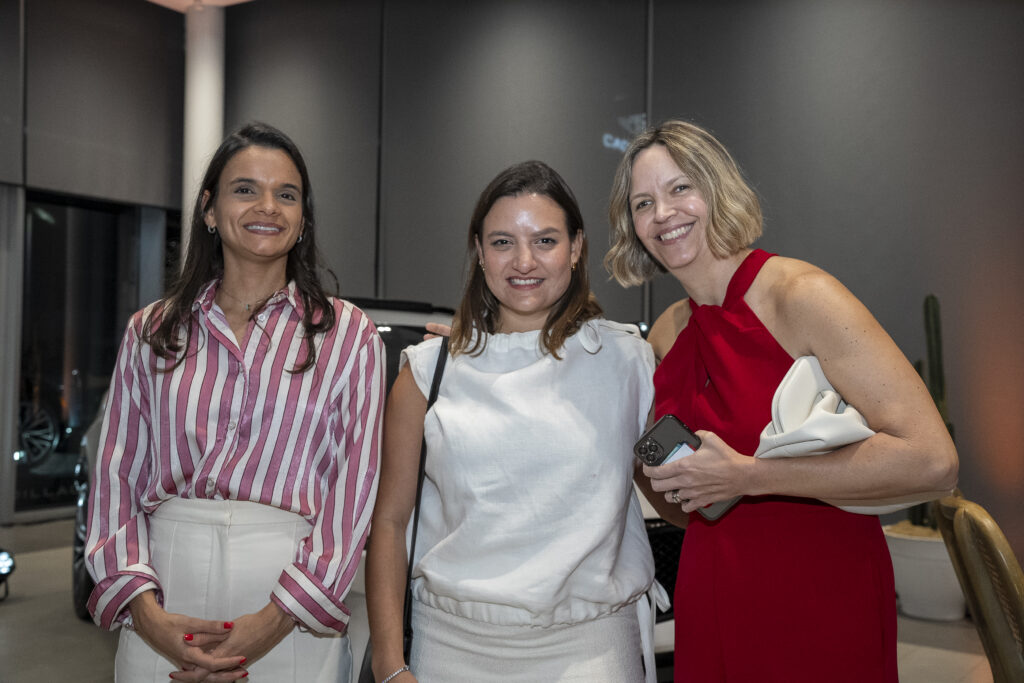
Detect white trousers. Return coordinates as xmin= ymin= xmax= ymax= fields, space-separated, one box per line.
xmin=114 ymin=498 xmax=351 ymax=683
xmin=409 ymin=599 xmax=644 ymax=682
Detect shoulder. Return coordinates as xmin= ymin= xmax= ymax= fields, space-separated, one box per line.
xmin=751 ymin=255 xmax=874 ymax=358
xmin=648 ymin=299 xmax=691 ymax=363
xmin=584 ymin=318 xmax=655 ymax=365
xmin=331 ymin=298 xmax=382 ymax=344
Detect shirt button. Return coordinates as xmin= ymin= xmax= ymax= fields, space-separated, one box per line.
xmin=257 ymin=313 xmax=267 ymax=322
xmin=205 ymin=479 xmax=215 ymax=494
xmin=228 ymin=421 xmax=237 ymax=430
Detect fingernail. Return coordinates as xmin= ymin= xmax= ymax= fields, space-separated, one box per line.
xmin=242 ymin=673 xmax=249 ymax=678
xmin=224 ymin=621 xmax=234 ymax=629
xmin=183 ymin=633 xmax=194 ymax=642
xmin=240 ymin=657 xmax=247 ymax=665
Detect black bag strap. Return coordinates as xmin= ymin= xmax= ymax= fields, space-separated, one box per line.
xmin=402 ymin=335 xmax=448 ymax=659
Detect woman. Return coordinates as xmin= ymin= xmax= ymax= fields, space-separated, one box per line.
xmin=85 ymin=122 xmax=384 ymax=682
xmin=366 ymin=161 xmax=656 ymax=683
xmin=606 ymin=120 xmax=959 ymax=682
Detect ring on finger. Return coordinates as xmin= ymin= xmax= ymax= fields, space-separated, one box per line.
xmin=671 ymin=490 xmax=681 ymax=504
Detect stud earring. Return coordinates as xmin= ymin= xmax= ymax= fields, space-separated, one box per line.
xmin=207 ymin=224 xmax=216 ymax=234
xmin=571 ymin=260 xmax=577 ymax=272
xmin=297 ymin=232 xmax=304 ymax=243
xmin=479 ymin=262 xmax=485 ymax=272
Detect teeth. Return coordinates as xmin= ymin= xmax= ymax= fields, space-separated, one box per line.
xmin=247 ymin=224 xmax=281 ymax=233
xmin=658 ymin=224 xmax=692 ymax=241
xmin=510 ymin=278 xmax=542 ymax=285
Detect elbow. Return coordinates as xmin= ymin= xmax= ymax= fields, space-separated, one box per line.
xmin=923 ymin=437 xmax=959 ymax=493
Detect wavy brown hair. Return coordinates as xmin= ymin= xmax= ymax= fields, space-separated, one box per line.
xmin=450 ymin=160 xmax=602 ymax=359
xmin=605 ymin=120 xmax=763 ymax=286
xmin=142 ymin=122 xmax=335 ymax=373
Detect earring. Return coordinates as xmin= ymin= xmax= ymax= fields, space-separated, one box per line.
xmin=297 ymin=232 xmax=304 ymax=243
xmin=479 ymin=262 xmax=485 ymax=272
xmin=571 ymin=260 xmax=577 ymax=272
xmin=207 ymin=224 xmax=216 ymax=234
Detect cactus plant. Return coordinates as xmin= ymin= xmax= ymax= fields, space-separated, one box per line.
xmin=908 ymin=294 xmax=954 ymax=528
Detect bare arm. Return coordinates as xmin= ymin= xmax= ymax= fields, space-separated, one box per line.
xmin=365 ymin=365 xmax=425 ymax=682
xmin=645 ymin=260 xmax=957 ymax=510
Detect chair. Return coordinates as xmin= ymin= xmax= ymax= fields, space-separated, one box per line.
xmin=934 ymin=493 xmax=1024 ymax=683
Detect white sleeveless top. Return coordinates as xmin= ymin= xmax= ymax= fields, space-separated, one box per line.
xmin=401 ymin=318 xmax=656 ymax=628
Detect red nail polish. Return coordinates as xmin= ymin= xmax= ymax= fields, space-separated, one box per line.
xmin=183 ymin=633 xmax=194 ymax=642
xmin=242 ymin=673 xmax=249 ymax=678
xmin=224 ymin=621 xmax=234 ymax=629
xmin=240 ymin=657 xmax=247 ymax=665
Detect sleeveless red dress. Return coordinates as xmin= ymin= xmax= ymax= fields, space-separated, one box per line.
xmin=654 ymin=250 xmax=897 ymax=682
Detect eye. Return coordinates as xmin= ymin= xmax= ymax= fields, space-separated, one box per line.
xmin=234 ymin=185 xmax=255 ymax=195
xmin=673 ymin=184 xmax=690 ymax=194
xmin=279 ymin=191 xmax=299 ymax=202
xmin=632 ymin=198 xmax=651 ymax=213
xmin=490 ymin=238 xmax=512 ymax=248
xmin=537 ymin=237 xmax=558 ymax=245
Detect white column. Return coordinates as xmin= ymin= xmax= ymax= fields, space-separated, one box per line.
xmin=181 ymin=4 xmax=225 ymax=256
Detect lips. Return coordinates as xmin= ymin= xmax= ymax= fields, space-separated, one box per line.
xmin=244 ymin=222 xmax=284 ymax=234
xmin=657 ymin=223 xmax=693 ymax=241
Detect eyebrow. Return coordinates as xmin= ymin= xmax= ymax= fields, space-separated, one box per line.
xmin=228 ymin=177 xmax=302 ymax=193
xmin=629 ymin=173 xmax=690 ymax=203
xmin=485 ymin=226 xmax=563 ymax=238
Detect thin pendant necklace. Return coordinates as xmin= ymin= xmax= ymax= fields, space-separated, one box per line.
xmin=219 ymin=284 xmax=282 ymax=312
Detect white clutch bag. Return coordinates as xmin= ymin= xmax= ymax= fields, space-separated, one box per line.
xmin=753 ymin=356 xmax=949 ymax=515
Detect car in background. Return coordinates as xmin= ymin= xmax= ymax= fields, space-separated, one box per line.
xmin=71 ymin=301 xmax=679 ymax=680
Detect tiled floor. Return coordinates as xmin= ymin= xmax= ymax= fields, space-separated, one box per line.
xmin=0 ymin=519 xmax=995 ymax=682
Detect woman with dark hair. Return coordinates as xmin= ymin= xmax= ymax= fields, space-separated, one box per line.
xmin=366 ymin=160 xmax=657 ymax=682
xmin=85 ymin=122 xmax=384 ymax=682
xmin=607 ymin=120 xmax=958 ymax=682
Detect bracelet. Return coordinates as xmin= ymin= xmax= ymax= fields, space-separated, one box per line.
xmin=381 ymin=665 xmax=410 ymax=683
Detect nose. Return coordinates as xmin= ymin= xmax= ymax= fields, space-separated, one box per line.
xmin=654 ymin=200 xmax=675 ymax=223
xmin=512 ymin=244 xmax=537 ymax=272
xmin=256 ymin=192 xmax=280 ymax=215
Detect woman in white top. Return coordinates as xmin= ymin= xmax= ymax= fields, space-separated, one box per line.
xmin=366 ymin=161 xmax=656 ymax=683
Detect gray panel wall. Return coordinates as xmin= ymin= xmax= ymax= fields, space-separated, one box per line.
xmin=224 ymin=0 xmax=383 ymax=297
xmin=0 ymin=0 xmax=22 ymax=185
xmin=24 ymin=0 xmax=183 ymax=207
xmin=650 ymin=0 xmax=1024 ymax=555
xmin=379 ymin=0 xmax=647 ymax=320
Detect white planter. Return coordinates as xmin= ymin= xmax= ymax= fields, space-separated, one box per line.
xmin=884 ymin=524 xmax=966 ymax=621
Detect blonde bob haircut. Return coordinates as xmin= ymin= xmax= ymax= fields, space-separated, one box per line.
xmin=605 ymin=120 xmax=763 ymax=287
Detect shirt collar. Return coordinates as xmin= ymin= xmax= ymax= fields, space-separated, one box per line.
xmin=191 ymin=279 xmax=301 ymax=315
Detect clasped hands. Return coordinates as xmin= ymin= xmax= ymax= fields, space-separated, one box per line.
xmin=643 ymin=430 xmax=752 ymax=513
xmin=129 ymin=591 xmax=295 ymax=681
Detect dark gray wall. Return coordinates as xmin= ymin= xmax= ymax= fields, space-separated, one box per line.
xmin=225 ymin=0 xmax=383 ymax=297
xmin=378 ymin=0 xmax=647 ymax=320
xmin=650 ymin=0 xmax=1024 ymax=555
xmin=0 ymin=0 xmax=22 ymax=185
xmin=24 ymin=0 xmax=183 ymax=207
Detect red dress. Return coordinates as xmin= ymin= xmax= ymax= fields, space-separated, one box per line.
xmin=655 ymin=250 xmax=897 ymax=682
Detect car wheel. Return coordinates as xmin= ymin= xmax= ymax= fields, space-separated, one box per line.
xmin=18 ymin=400 xmax=60 ymax=465
xmin=71 ymin=453 xmax=94 ymax=620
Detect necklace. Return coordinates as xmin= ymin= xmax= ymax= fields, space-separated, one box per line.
xmin=219 ymin=284 xmax=282 ymax=312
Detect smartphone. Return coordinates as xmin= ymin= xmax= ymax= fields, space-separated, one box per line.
xmin=634 ymin=414 xmax=740 ymax=521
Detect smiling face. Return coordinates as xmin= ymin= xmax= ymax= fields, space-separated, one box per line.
xmin=476 ymin=193 xmax=583 ymax=334
xmin=204 ymin=145 xmax=304 ymax=274
xmin=629 ymin=143 xmax=710 ymax=273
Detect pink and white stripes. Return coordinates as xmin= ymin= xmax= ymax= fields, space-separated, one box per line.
xmin=85 ymin=280 xmax=384 ymax=635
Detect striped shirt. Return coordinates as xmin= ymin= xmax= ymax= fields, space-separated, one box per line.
xmin=85 ymin=280 xmax=384 ymax=634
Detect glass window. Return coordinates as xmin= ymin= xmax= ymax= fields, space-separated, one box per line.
xmin=14 ymin=197 xmax=140 ymax=511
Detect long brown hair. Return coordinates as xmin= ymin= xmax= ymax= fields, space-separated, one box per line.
xmin=142 ymin=122 xmax=336 ymax=373
xmin=450 ymin=160 xmax=602 ymax=359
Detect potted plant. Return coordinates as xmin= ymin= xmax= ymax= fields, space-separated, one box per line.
xmin=882 ymin=295 xmax=966 ymax=620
